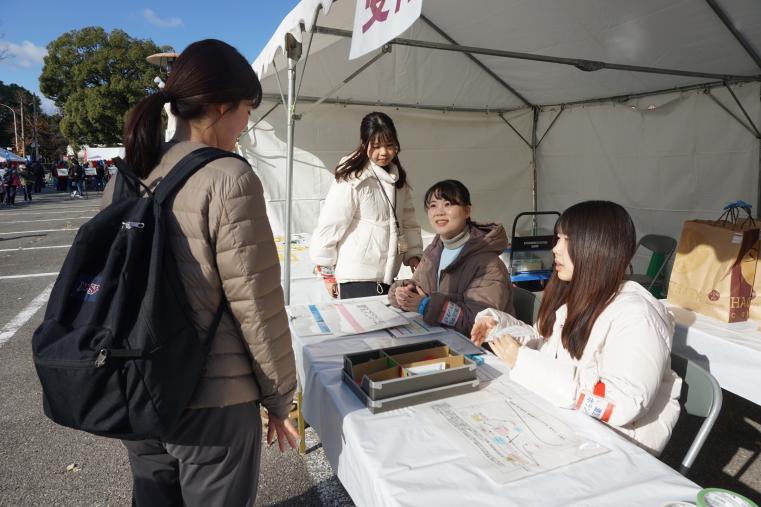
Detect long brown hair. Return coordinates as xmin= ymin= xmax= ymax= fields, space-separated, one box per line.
xmin=123 ymin=39 xmax=262 ymax=178
xmin=536 ymin=201 xmax=636 ymax=359
xmin=335 ymin=111 xmax=407 ymax=189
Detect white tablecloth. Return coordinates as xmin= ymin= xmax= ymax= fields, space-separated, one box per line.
xmin=667 ymin=303 xmax=761 ymax=405
xmin=291 ymin=301 xmax=700 ymax=507
xmin=275 ymin=233 xmax=329 ymax=305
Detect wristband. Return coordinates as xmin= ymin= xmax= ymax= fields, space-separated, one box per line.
xmin=316 ymin=265 xmax=334 ymax=275
xmin=438 ymin=300 xmax=463 ymax=327
xmin=418 ymin=296 xmax=430 ymax=315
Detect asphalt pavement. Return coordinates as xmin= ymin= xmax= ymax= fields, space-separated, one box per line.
xmin=0 ymin=188 xmax=353 ymax=506
xmin=1 ymin=188 xmax=761 ymax=505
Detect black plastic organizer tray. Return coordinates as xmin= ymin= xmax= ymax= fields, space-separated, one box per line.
xmin=341 ymin=340 xmax=480 ymax=413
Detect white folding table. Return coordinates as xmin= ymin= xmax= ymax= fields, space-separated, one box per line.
xmin=290 ymin=299 xmax=700 ymax=506
xmin=667 ymin=303 xmax=761 ymax=405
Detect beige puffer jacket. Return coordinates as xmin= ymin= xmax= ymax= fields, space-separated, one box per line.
xmin=102 ymin=141 xmax=296 ymax=419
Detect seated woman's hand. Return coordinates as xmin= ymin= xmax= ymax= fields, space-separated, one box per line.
xmin=396 ymin=283 xmax=427 ymax=312
xmin=470 ymin=317 xmax=497 ymax=346
xmin=489 ymin=334 xmax=521 ymax=368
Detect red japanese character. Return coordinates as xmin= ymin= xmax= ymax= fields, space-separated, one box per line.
xmin=362 ymin=0 xmax=389 ymax=33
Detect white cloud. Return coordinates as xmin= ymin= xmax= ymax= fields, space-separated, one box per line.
xmin=0 ymin=40 xmax=47 ymax=68
xmin=142 ymin=8 xmax=184 ymax=28
xmin=39 ymin=95 xmax=58 ymax=115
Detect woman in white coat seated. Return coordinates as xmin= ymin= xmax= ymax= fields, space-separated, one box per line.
xmin=472 ymin=200 xmax=681 ymax=455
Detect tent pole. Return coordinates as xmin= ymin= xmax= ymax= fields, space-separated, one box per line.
xmin=537 ymin=106 xmax=564 ymax=147
xmin=705 ymin=90 xmax=760 ymax=138
xmin=301 ymin=46 xmax=391 ymax=117
xmin=261 ymin=93 xmax=526 ymax=115
xmin=284 ymin=33 xmax=302 ymax=306
xmin=724 ymin=83 xmax=761 ymax=138
xmin=704 ymin=0 xmax=761 ymax=70
xmin=419 ymin=15 xmax=532 ymax=107
xmin=498 ymin=113 xmax=532 ymax=148
xmin=531 ymin=107 xmax=539 ymax=220
xmin=312 ymin=25 xmax=760 ymax=82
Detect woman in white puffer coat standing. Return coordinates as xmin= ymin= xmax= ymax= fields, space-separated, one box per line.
xmin=311 ymin=112 xmax=423 ymax=299
xmin=472 ymin=201 xmax=681 ymax=455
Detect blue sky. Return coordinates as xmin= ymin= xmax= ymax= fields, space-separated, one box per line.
xmin=0 ymin=0 xmax=301 ymax=113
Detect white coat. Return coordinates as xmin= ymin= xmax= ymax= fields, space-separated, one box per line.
xmin=477 ymin=281 xmax=681 ymax=455
xmin=310 ymin=160 xmax=423 ymax=285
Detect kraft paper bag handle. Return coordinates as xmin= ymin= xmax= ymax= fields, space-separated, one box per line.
xmin=718 ymin=201 xmax=756 ymax=228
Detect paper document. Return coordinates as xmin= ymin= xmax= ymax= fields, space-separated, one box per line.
xmin=420 ymin=381 xmax=608 ymax=484
xmin=289 ymin=300 xmax=408 ymax=337
xmin=386 ymin=317 xmax=444 ymax=338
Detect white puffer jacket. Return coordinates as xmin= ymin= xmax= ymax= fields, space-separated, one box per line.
xmin=477 ymin=281 xmax=681 ymax=455
xmin=310 ymin=160 xmax=423 ymax=284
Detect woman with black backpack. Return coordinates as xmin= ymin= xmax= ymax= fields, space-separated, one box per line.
xmin=103 ymin=39 xmax=298 ymax=506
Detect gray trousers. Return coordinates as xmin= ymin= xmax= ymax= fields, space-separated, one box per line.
xmin=123 ymin=401 xmax=262 ymax=507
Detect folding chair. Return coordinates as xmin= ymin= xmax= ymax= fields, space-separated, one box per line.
xmin=669 ymin=352 xmax=722 ymax=476
xmin=627 ymin=234 xmax=677 ymax=295
xmin=511 ymin=286 xmax=542 ymax=325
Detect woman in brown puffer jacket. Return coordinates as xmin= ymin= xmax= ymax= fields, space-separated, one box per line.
xmin=389 ymin=179 xmax=515 ymax=337
xmin=102 ymin=39 xmax=297 ymax=506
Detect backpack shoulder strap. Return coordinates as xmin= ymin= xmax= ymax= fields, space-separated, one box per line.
xmin=112 ymin=157 xmax=152 ymax=201
xmin=154 ymin=147 xmax=247 ymax=207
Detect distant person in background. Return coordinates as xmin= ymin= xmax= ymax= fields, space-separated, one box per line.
xmin=56 ymin=161 xmax=68 ymax=191
xmin=33 ymin=161 xmax=46 ymax=193
xmin=0 ymin=163 xmax=6 ymax=205
xmin=4 ymin=164 xmax=20 ymax=205
xmin=20 ymin=164 xmax=33 ymax=201
xmin=95 ymin=161 xmax=105 ymax=190
xmin=310 ymin=112 xmax=423 ymax=299
xmin=71 ymin=159 xmax=84 ymax=198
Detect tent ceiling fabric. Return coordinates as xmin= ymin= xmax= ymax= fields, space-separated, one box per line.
xmin=253 ymin=0 xmax=761 ymax=107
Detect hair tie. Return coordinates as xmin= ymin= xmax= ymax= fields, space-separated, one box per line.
xmin=158 ymin=90 xmax=172 ymax=103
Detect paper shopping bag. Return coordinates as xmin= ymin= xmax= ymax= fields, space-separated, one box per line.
xmin=667 ymin=213 xmax=759 ymax=323
xmin=750 ymin=265 xmax=761 ymax=322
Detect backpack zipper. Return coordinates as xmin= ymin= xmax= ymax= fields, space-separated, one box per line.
xmin=94 ymin=348 xmax=145 ymax=367
xmin=121 ymin=221 xmax=145 ymax=230
xmin=34 ymin=348 xmax=145 ymax=369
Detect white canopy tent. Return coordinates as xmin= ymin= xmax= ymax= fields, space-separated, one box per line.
xmin=240 ymin=0 xmax=761 ymax=302
xmin=76 ymin=146 xmax=125 ymax=162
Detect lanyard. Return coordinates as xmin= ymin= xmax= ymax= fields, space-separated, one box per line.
xmin=372 ymin=168 xmax=399 ymax=230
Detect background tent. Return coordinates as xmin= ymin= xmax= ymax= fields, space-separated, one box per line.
xmin=0 ymin=147 xmax=26 ymax=163
xmin=240 ymin=0 xmax=761 ymax=300
xmin=75 ymin=146 xmax=125 ymax=162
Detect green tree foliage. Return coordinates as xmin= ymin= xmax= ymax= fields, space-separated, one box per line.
xmin=0 ymin=81 xmax=67 ymax=161
xmin=0 ymin=81 xmax=38 ymax=151
xmin=36 ymin=114 xmax=68 ymax=162
xmin=40 ymin=27 xmax=169 ymax=146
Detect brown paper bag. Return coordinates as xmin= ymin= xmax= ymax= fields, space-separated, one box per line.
xmin=750 ymin=269 xmax=761 ymax=322
xmin=667 ymin=213 xmax=759 ymax=323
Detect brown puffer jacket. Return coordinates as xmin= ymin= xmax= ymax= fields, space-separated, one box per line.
xmin=389 ymin=222 xmax=515 ymax=337
xmin=102 ymin=141 xmax=296 ymax=419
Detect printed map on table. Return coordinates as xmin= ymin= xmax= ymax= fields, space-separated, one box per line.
xmin=289 ymin=300 xmax=408 ymax=337
xmin=421 ymin=382 xmax=608 ymax=484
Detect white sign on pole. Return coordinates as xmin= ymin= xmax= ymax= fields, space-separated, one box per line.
xmin=349 ymin=0 xmax=423 ymax=60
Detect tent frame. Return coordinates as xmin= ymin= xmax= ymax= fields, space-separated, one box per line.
xmin=268 ymin=4 xmax=761 ymax=304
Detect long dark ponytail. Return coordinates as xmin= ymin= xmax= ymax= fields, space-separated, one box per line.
xmin=123 ymin=39 xmax=262 ymax=178
xmin=335 ymin=111 xmax=407 ymax=189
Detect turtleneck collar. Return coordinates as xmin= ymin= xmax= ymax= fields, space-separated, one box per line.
xmin=442 ymin=227 xmax=470 ymax=250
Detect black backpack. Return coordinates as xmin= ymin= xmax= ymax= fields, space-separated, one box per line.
xmin=32 ymin=147 xmax=244 ymax=440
